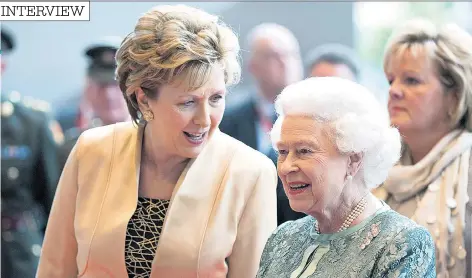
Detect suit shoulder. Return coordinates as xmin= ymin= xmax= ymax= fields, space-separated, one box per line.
xmin=379 ymin=209 xmax=422 ymax=230
xmin=270 ymin=216 xmax=313 ymax=241
xmin=369 ymin=209 xmax=435 ymax=254
xmin=372 ymin=210 xmax=435 ymax=275
xmin=13 ymin=101 xmax=47 ymax=118
xmin=380 ymin=210 xmax=433 ymax=239
xmin=8 ymin=91 xmax=52 ymax=114
xmin=76 ymin=121 xmax=138 ymax=156
xmin=6 ymin=93 xmax=51 ymax=123
xmin=80 ymin=121 xmax=135 ymax=139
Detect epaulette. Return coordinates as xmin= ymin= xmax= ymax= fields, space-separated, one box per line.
xmin=8 ymin=91 xmax=51 ymax=113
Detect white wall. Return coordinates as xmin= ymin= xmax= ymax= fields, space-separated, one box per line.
xmin=1 ymin=2 xmax=236 ymax=105
xmin=2 ymin=2 xmax=373 ymax=108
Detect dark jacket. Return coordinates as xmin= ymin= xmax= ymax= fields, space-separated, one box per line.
xmin=1 ymin=95 xmax=61 ymax=278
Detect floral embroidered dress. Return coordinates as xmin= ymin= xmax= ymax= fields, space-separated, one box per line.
xmin=256 ymin=205 xmax=436 ymax=278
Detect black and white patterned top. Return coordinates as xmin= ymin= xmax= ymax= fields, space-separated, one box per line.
xmin=125 ymin=197 xmax=170 ymax=277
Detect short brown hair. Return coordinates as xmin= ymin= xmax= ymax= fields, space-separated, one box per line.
xmin=115 ymin=4 xmax=241 ymax=124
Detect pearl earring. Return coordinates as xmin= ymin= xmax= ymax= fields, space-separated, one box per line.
xmin=346 ymin=174 xmax=353 ymax=181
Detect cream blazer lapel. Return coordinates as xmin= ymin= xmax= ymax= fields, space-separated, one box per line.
xmin=37 ymin=122 xmax=143 ymax=278
xmin=37 ymin=122 xmax=277 ymax=278
xmin=82 ymin=125 xmax=235 ymax=277
xmin=151 ymin=130 xmax=236 ymax=276
xmin=80 ymin=122 xmax=142 ymax=277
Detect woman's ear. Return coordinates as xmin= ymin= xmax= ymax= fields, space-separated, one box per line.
xmin=347 ymin=152 xmax=364 ymax=177
xmin=135 ymin=87 xmax=150 ymax=111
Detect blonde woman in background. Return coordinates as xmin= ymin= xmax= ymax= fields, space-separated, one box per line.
xmin=374 ymin=18 xmax=472 ymax=277
xmin=36 ymin=5 xmax=277 ymax=278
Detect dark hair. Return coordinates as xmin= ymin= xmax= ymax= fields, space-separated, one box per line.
xmin=305 ymin=44 xmax=360 ymax=79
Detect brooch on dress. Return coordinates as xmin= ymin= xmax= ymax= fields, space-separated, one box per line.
xmin=360 ymin=223 xmax=381 ymax=250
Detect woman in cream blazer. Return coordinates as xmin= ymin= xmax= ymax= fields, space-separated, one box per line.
xmin=37 ymin=5 xmax=277 ymax=278
xmin=37 ymin=122 xmax=277 ymax=277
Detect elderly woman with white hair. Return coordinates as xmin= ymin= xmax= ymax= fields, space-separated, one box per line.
xmin=256 ymin=77 xmax=436 ymax=278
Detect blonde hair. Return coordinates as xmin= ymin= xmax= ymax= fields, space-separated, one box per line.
xmin=383 ymin=18 xmax=472 ymax=131
xmin=115 ymin=4 xmax=241 ymax=123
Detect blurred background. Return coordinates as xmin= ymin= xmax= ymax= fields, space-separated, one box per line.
xmin=3 ymin=1 xmax=472 ymax=109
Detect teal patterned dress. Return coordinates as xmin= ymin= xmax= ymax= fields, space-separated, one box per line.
xmin=256 ymin=205 xmax=436 ymax=278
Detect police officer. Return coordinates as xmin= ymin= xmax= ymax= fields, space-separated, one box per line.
xmin=58 ymin=36 xmax=129 ymax=168
xmin=1 ymin=29 xmax=63 ymax=278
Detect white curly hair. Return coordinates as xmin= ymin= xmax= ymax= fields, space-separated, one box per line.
xmin=270 ymin=77 xmax=401 ymax=189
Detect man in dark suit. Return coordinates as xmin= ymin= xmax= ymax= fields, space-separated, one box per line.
xmin=1 ymin=29 xmax=62 ymax=278
xmin=220 ymin=23 xmax=305 ymax=225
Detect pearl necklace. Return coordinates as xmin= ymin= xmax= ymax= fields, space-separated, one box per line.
xmin=315 ymin=195 xmax=368 ymax=234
